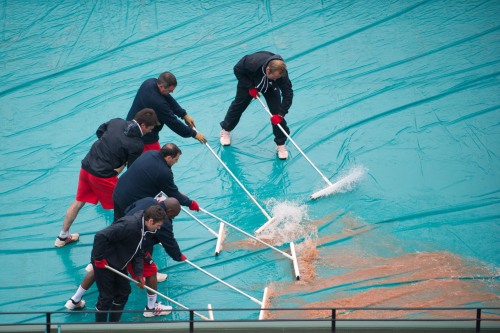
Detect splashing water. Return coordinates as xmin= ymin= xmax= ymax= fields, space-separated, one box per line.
xmin=256 ymin=200 xmax=311 ymax=246
xmin=311 ymin=165 xmax=367 ymax=199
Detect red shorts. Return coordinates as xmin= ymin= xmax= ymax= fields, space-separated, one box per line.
xmin=143 ymin=142 xmax=161 ymax=152
xmin=127 ymin=258 xmax=158 ymax=279
xmin=75 ymin=169 xmax=117 ymax=209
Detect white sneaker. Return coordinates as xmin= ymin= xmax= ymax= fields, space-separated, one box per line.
xmin=143 ymin=302 xmax=172 ymax=317
xmin=220 ymin=129 xmax=231 ymax=146
xmin=156 ymin=272 xmax=168 ymax=282
xmin=55 ymin=233 xmax=80 ymax=247
xmin=65 ymin=298 xmax=85 ymax=310
xmin=276 ymin=145 xmax=288 ymax=160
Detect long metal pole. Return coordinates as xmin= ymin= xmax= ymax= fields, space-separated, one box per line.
xmin=104 ymin=265 xmax=209 ymax=320
xmin=181 ymin=207 xmax=219 ymax=238
xmin=256 ymin=96 xmax=333 ymax=186
xmin=199 ymin=207 xmax=292 ymax=260
xmin=185 ymin=259 xmax=263 ymax=305
xmin=202 ymin=140 xmax=273 ymax=220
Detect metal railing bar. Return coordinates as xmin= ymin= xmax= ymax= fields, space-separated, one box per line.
xmin=477 ymin=308 xmax=482 ymax=332
xmin=331 ymin=308 xmax=336 ymax=332
xmin=0 ymin=307 xmax=498 ymax=329
xmin=2 ymin=318 xmax=499 ymax=325
xmin=2 ymin=306 xmax=499 ymax=315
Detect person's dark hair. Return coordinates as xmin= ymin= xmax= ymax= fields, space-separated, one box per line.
xmin=134 ymin=108 xmax=160 ymax=127
xmin=157 ymin=72 xmax=177 ymax=88
xmin=160 ymin=197 xmax=181 ymax=218
xmin=144 ymin=205 xmax=166 ymax=224
xmin=160 ymin=143 xmax=182 ymax=158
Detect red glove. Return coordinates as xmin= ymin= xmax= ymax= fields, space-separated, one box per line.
xmin=248 ymin=88 xmax=260 ymax=99
xmin=135 ymin=276 xmax=145 ymax=289
xmin=94 ymin=259 xmax=108 ymax=269
xmin=189 ymin=200 xmax=200 ymax=211
xmin=270 ymin=114 xmax=283 ymax=125
xmin=181 ymin=254 xmax=187 ymax=261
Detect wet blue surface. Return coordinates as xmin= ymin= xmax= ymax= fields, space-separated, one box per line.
xmin=0 ymin=0 xmax=499 ymax=324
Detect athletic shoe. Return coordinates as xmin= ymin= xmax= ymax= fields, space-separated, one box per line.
xmin=156 ymin=272 xmax=168 ymax=282
xmin=54 ymin=233 xmax=80 ymax=247
xmin=220 ymin=129 xmax=231 ymax=146
xmin=276 ymin=145 xmax=288 ymax=160
xmin=143 ymin=302 xmax=172 ymax=317
xmin=65 ymin=298 xmax=85 ymax=310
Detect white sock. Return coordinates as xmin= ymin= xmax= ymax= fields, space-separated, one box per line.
xmin=71 ymin=286 xmax=87 ymax=302
xmin=147 ymin=294 xmax=157 ymax=309
xmin=59 ymin=231 xmax=69 ymax=239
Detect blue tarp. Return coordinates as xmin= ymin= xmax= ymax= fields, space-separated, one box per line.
xmin=0 ymin=0 xmax=499 ymax=324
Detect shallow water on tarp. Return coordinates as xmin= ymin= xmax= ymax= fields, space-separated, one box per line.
xmin=0 ymin=0 xmax=499 ymax=324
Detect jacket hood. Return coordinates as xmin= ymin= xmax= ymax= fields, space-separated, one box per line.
xmin=124 ymin=120 xmax=142 ymax=138
xmin=262 ymin=54 xmax=284 ymax=71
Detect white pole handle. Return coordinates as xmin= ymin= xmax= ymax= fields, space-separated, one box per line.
xmin=215 ymin=222 xmax=225 ymax=256
xmin=290 ymin=242 xmax=301 ymax=280
xmin=256 ymin=96 xmax=332 ymax=186
xmin=199 ymin=207 xmax=292 ymax=260
xmin=155 ymin=191 xmax=219 ymax=238
xmin=185 ymin=259 xmax=262 ymax=305
xmin=203 ymin=141 xmax=272 ymax=220
xmin=181 ymin=207 xmax=219 ymax=238
xmin=104 ymin=265 xmax=209 ymax=320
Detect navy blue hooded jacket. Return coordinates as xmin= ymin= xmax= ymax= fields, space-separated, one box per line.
xmin=234 ymin=51 xmax=293 ymax=115
xmin=113 ymin=150 xmax=192 ymax=210
xmin=127 ymin=78 xmax=197 ymax=144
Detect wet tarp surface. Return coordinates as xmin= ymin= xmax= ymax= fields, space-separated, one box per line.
xmin=0 ymin=0 xmax=499 ymax=324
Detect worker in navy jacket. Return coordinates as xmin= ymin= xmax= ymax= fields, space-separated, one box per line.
xmin=91 ymin=205 xmax=166 ymax=322
xmin=219 ymin=51 xmax=293 ymax=160
xmin=112 ymin=142 xmax=200 ymax=221
xmin=127 ymin=72 xmax=207 ymax=151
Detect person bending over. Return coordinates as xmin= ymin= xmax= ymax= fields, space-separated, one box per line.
xmin=112 ymin=142 xmax=200 ymax=221
xmin=91 ymin=205 xmax=165 ymax=322
xmin=65 ymin=197 xmax=186 ymax=318
xmin=127 ymin=71 xmax=207 ymax=151
xmin=55 ymin=109 xmax=158 ymax=247
xmin=219 ymin=51 xmax=293 ymax=160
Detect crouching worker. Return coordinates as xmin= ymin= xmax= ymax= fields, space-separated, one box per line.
xmin=91 ymin=205 xmax=165 ymax=322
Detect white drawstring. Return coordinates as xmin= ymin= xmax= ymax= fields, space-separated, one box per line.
xmin=256 ymin=66 xmax=269 ymax=93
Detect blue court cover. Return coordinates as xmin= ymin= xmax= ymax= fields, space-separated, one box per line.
xmin=0 ymin=0 xmax=498 ymax=324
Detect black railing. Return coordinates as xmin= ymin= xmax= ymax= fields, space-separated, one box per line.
xmin=1 ymin=307 xmax=499 ymax=333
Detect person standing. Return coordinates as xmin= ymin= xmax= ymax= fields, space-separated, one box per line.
xmin=125 ymin=196 xmax=186 ymax=317
xmin=55 ymin=109 xmax=159 ymax=247
xmin=64 ymin=197 xmax=186 ymax=319
xmin=219 ymin=51 xmax=293 ymax=160
xmin=91 ymin=205 xmax=165 ymax=322
xmin=112 ymin=143 xmax=200 ymax=221
xmin=127 ymin=72 xmax=207 ymax=151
